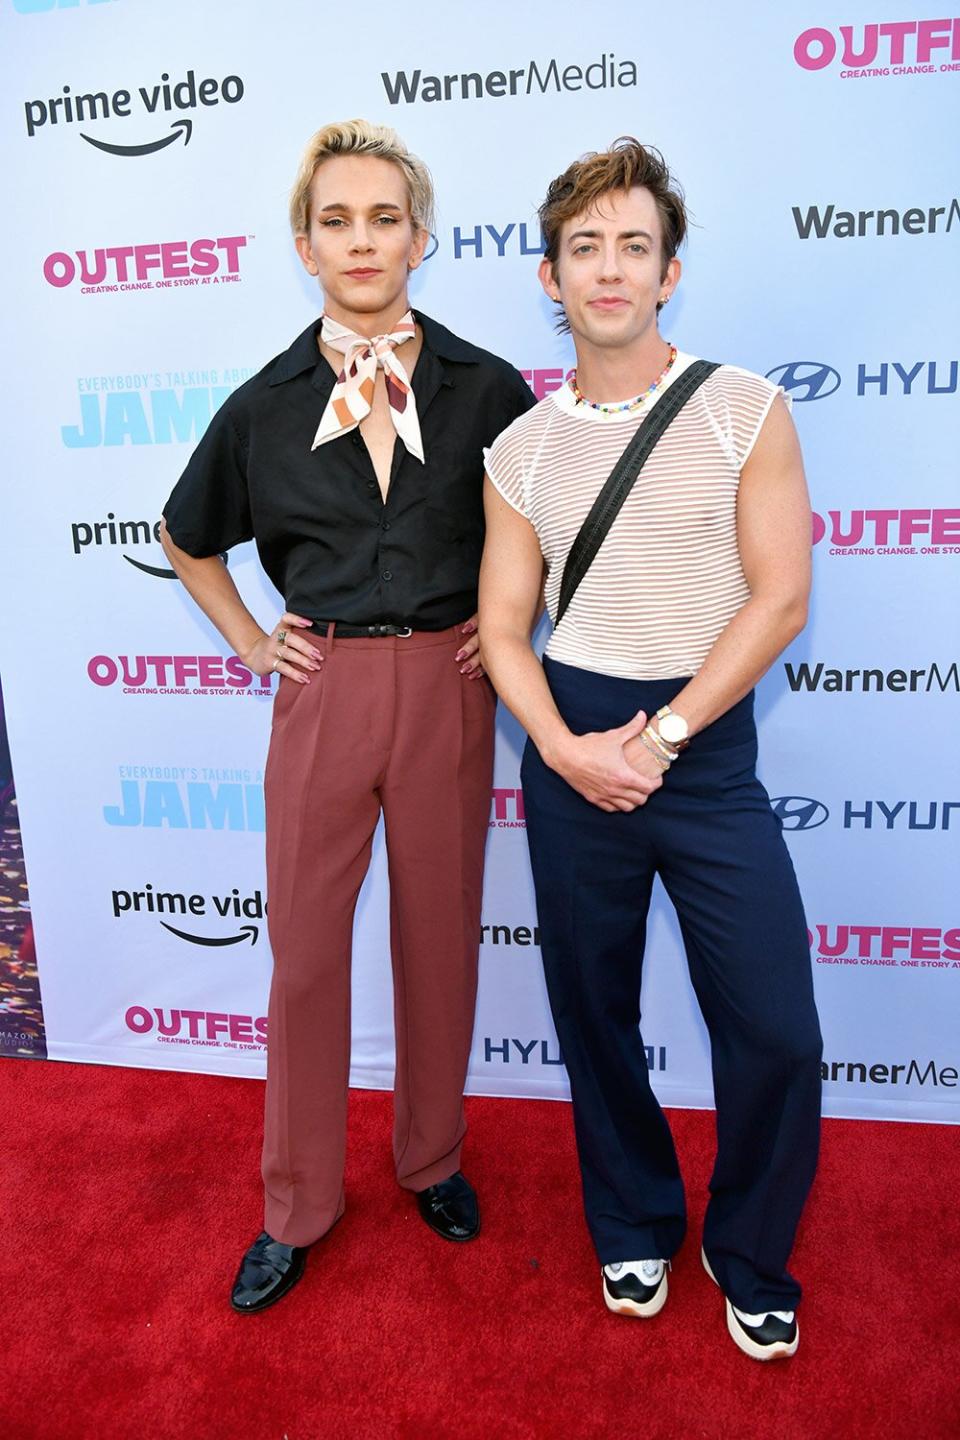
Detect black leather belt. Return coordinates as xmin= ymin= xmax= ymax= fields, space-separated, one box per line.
xmin=312 ymin=621 xmax=415 ymax=638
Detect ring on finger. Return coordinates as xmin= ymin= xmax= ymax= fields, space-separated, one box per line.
xmin=277 ymin=628 xmax=288 ymax=647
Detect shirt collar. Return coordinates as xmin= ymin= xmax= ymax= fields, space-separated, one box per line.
xmin=267 ymin=309 xmax=481 ymax=388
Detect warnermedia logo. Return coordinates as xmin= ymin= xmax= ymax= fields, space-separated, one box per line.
xmin=785 ymin=662 xmax=958 ymax=693
xmin=823 ymin=1057 xmax=957 ymax=1087
xmin=382 ymin=52 xmax=637 ymax=104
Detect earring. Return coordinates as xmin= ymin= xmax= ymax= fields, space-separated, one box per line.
xmin=660 ymin=295 xmax=670 ymax=305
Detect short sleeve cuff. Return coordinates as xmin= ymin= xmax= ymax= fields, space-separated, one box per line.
xmin=483 ymin=444 xmax=527 ymax=518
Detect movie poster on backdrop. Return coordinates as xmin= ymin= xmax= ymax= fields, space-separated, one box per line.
xmin=0 ymin=0 xmax=956 ymax=1123
xmin=0 ymin=676 xmax=47 ymax=1061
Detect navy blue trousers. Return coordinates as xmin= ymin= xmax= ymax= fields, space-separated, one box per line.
xmin=521 ymin=659 xmax=823 ymax=1314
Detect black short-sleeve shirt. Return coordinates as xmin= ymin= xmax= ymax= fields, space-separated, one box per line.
xmin=163 ymin=310 xmax=535 ymax=629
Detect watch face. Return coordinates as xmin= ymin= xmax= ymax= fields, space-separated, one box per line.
xmin=659 ymin=713 xmax=688 ymax=744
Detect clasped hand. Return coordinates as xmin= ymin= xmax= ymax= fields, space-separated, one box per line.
xmin=551 ymin=709 xmax=664 ymax=812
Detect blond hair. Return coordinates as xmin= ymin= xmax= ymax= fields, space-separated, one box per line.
xmin=289 ymin=119 xmax=435 ymax=235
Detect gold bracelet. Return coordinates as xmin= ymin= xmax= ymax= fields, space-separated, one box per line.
xmin=642 ymin=725 xmax=678 ymax=763
xmin=638 ymin=731 xmax=671 ymax=770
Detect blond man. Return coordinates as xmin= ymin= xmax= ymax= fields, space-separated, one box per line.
xmin=162 ymin=120 xmax=533 ymax=1312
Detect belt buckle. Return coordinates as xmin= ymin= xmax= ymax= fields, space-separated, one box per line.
xmin=396 ymin=626 xmax=413 ymax=638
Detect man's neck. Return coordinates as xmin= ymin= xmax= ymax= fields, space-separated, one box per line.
xmin=322 ymin=296 xmax=415 ymax=338
xmin=572 ymin=330 xmax=673 ymax=404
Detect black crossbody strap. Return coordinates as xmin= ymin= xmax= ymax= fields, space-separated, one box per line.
xmin=556 ymin=359 xmax=721 ymax=626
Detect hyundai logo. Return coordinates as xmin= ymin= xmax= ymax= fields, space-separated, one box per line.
xmin=765 ymin=362 xmax=841 ymax=401
xmin=771 ymin=796 xmax=830 ymax=831
xmin=422 ymin=231 xmax=439 ymax=261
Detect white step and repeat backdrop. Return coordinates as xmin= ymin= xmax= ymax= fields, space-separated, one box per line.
xmin=2 ymin=0 xmax=958 ymax=1121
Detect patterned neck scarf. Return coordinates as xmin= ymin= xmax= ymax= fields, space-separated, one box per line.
xmin=311 ymin=311 xmax=423 ymax=463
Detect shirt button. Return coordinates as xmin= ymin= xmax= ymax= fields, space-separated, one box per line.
xmin=381 ymin=521 xmax=390 ymax=531
xmin=366 ymin=481 xmax=376 ymax=490
xmin=381 ymin=570 xmax=393 ymax=582
xmin=352 ymin=434 xmax=362 ymax=448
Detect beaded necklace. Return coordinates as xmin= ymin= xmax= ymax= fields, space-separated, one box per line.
xmin=570 ymin=344 xmax=678 ymax=415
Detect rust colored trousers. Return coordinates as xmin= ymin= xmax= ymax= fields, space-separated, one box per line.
xmin=261 ymin=624 xmax=495 ymax=1246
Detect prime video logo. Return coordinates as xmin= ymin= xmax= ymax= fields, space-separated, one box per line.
xmin=69 ymin=511 xmax=231 ymax=579
xmin=24 ymin=67 xmax=244 ymax=156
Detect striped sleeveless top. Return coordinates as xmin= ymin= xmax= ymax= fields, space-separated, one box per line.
xmin=484 ymin=351 xmax=787 ymax=681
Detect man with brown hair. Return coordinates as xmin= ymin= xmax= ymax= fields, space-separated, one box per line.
xmin=480 ymin=139 xmax=822 ymax=1360
xmin=161 ymin=120 xmax=533 ymax=1313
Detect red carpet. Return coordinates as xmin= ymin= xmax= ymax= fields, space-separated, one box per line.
xmin=2 ymin=1061 xmax=958 ymax=1439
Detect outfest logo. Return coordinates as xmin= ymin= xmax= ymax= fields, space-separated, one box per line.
xmin=125 ymin=1006 xmax=267 ymax=1050
xmin=520 ymin=367 xmax=576 ymax=401
xmin=87 ymin=654 xmax=274 ymax=698
xmin=793 ymin=19 xmax=960 ymax=77
xmin=43 ymin=235 xmax=249 ymax=295
xmin=490 ymin=788 xmax=526 ymax=829
xmin=812 ymin=507 xmax=960 ymax=556
xmin=809 ymin=924 xmax=960 ymax=970
xmin=24 ymin=67 xmax=244 ymax=155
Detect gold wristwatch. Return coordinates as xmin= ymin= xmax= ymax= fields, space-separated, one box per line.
xmin=656 ymin=705 xmax=690 ymax=749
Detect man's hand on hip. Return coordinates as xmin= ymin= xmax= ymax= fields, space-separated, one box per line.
xmin=243 ymin=612 xmax=324 ymax=683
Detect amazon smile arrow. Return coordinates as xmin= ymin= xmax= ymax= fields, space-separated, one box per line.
xmin=81 ymin=118 xmax=192 ymax=158
xmin=160 ymin=922 xmax=259 ymax=947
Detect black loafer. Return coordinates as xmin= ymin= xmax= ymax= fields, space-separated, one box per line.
xmin=415 ymin=1171 xmax=480 ymax=1241
xmin=230 ymin=1231 xmax=309 ymax=1314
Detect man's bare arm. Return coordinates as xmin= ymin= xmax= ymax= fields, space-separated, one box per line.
xmin=637 ymin=395 xmax=811 ymax=749
xmin=478 ymin=482 xmax=658 ymax=812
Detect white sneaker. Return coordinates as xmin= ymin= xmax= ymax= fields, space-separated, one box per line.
xmin=601 ymin=1258 xmax=668 ymax=1318
xmin=701 ymin=1247 xmax=799 ymax=1361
